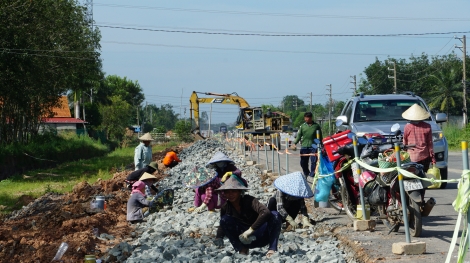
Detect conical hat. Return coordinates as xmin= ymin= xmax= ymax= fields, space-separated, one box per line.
xmin=401 ymin=104 xmax=430 ymax=121
xmin=139 ymin=133 xmax=154 ymax=141
xmin=183 ymin=166 xmax=218 ymax=188
xmin=215 ymin=175 xmax=249 ymax=191
xmin=139 ymin=172 xmax=157 ymax=181
xmin=206 ymin=151 xmax=235 ymax=167
xmin=274 ymin=171 xmax=314 ymax=198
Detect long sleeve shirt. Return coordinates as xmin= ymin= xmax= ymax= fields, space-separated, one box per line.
xmin=163 ymin=152 xmax=181 ymax=166
xmin=134 ymin=143 xmax=152 ymax=170
xmin=216 ymin=195 xmax=271 ymax=239
xmin=273 ymin=190 xmax=308 ymax=219
xmin=127 ymin=193 xmax=151 ymax=221
xmin=200 ymin=177 xmax=222 ymax=205
xmin=403 ymin=121 xmax=435 ymax=163
xmin=294 ymin=122 xmax=323 ymax=148
xmin=126 ymin=167 xmax=159 ymax=193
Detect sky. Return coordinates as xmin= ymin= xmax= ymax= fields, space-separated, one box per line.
xmin=91 ymin=0 xmax=470 ymax=124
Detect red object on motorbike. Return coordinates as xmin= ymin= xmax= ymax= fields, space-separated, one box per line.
xmin=359 ymin=170 xmax=377 ymax=188
xmin=323 ymin=130 xmax=353 ymax=162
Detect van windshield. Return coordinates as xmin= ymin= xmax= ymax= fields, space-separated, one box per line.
xmin=353 ymin=100 xmax=430 ymax=122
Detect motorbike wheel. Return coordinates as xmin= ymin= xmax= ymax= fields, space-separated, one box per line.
xmin=329 ymin=188 xmax=343 ymax=212
xmin=340 ymin=178 xmax=357 ymax=221
xmin=408 ymin=199 xmax=423 ymax=237
xmin=378 ymin=205 xmax=399 ymax=232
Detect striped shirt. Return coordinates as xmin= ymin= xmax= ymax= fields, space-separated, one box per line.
xmin=273 ymin=190 xmax=308 ymax=219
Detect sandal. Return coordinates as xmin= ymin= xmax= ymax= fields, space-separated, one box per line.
xmin=266 ymin=250 xmax=276 ymax=258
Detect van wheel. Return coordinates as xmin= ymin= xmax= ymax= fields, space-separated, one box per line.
xmin=439 ymin=167 xmax=447 ymax=189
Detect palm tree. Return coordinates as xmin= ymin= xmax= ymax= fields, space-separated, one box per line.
xmin=427 ymin=66 xmax=462 ymax=117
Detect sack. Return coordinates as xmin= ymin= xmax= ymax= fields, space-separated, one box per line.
xmin=426 ymin=165 xmax=441 ymax=189
xmin=315 ymin=153 xmax=335 ymax=202
xmin=378 ymin=150 xmax=410 ymax=168
xmin=367 ymin=183 xmax=388 ymax=205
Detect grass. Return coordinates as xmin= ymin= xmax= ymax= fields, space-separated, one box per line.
xmin=0 ymin=142 xmax=178 ymax=215
xmin=442 ymin=124 xmax=470 ymax=151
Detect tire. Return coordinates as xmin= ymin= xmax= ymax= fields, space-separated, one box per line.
xmin=408 ymin=198 xmax=423 ymax=237
xmin=378 ymin=205 xmax=399 ymax=232
xmin=329 ymin=182 xmax=343 ymax=212
xmin=439 ymin=167 xmax=448 ymax=189
xmin=340 ymin=178 xmax=357 ymax=221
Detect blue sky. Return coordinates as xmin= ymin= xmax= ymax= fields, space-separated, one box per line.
xmin=91 ymin=0 xmax=469 ymax=123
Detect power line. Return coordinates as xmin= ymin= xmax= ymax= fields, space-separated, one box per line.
xmin=94 ymin=3 xmax=470 ymax=22
xmin=97 ymin=25 xmax=470 ymax=38
xmin=102 ymin=40 xmax=410 ymax=56
xmin=0 ymin=50 xmax=95 ymax=60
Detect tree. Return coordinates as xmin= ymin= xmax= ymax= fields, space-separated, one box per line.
xmin=174 ymin=119 xmax=193 ymax=142
xmin=281 ymin=95 xmax=305 ymax=112
xmin=427 ymin=65 xmax=462 ymax=116
xmin=99 ymin=96 xmax=132 ymax=141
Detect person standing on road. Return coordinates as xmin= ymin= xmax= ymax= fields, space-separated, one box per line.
xmin=162 ymin=150 xmax=182 ymax=168
xmin=134 ymin=133 xmax=154 ymax=171
xmin=291 ymin=112 xmax=323 ymax=177
xmin=213 ymin=176 xmax=282 ymax=259
xmin=402 ymin=104 xmax=435 ymax=172
xmin=267 ymin=172 xmax=315 ymax=230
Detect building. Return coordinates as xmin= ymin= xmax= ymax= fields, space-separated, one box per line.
xmin=40 ymin=96 xmax=86 ymax=134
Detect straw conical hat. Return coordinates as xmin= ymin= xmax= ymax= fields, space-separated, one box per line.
xmin=139 ymin=172 xmax=157 ymax=181
xmin=216 ymin=175 xmax=249 ymax=191
xmin=274 ymin=171 xmax=314 ymax=198
xmin=402 ymin=104 xmax=430 ymax=121
xmin=139 ymin=133 xmax=154 ymax=141
xmin=206 ymin=151 xmax=235 ymax=168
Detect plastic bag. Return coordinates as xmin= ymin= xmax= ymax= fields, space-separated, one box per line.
xmin=315 ymin=153 xmax=335 ymax=202
xmin=367 ymin=183 xmax=388 ymax=205
xmin=426 ymin=165 xmax=441 ymax=189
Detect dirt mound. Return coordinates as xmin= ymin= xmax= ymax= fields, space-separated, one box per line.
xmin=0 ymin=146 xmax=183 ymax=263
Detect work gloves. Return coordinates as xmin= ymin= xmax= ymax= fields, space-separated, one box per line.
xmin=302 ymin=216 xmax=314 ymax=228
xmin=213 ymin=238 xmax=224 ymax=248
xmin=221 ymin=172 xmax=233 ymax=183
xmin=286 ymin=215 xmax=299 ymax=230
xmin=239 ymin=227 xmax=256 ymax=244
xmin=193 ymin=203 xmax=207 ymax=213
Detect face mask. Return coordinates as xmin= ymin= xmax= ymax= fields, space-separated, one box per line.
xmin=215 ymin=162 xmax=227 ymax=168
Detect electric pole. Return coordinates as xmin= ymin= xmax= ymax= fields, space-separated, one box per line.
xmin=326 ymin=84 xmax=332 ymax=136
xmin=294 ymin=98 xmax=298 ymax=110
xmin=310 ymin=92 xmax=312 ymax=112
xmin=456 ymin=35 xmax=468 ymax=126
xmin=388 ymin=61 xmax=397 ymax=94
xmin=350 ymin=75 xmax=357 ymax=95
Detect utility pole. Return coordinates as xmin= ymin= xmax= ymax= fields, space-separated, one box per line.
xmin=294 ymin=98 xmax=298 ymax=110
xmin=309 ymin=92 xmax=312 ymax=112
xmin=388 ymin=61 xmax=397 ymax=94
xmin=180 ymin=88 xmax=183 ymax=118
xmin=350 ymin=75 xmax=357 ymax=95
xmin=456 ymin=35 xmax=468 ymax=126
xmin=326 ymin=84 xmax=332 ymax=136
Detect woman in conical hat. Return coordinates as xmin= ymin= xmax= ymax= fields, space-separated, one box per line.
xmin=402 ymin=104 xmax=435 ymax=172
xmin=134 ymin=133 xmax=154 ymax=171
xmin=206 ymin=151 xmax=245 ymax=185
xmin=267 ymin=171 xmax=315 ymax=230
xmin=183 ymin=166 xmax=225 ymax=213
xmin=213 ymin=175 xmax=282 ymax=259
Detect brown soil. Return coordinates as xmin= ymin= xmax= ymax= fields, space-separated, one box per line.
xmin=0 ymin=145 xmax=186 ymax=263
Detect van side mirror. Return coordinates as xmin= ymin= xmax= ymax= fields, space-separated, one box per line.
xmin=435 ymin=113 xmax=447 ymax=123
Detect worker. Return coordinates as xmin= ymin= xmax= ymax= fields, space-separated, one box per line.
xmin=126 ymin=181 xmax=155 ymax=223
xmin=213 ymin=176 xmax=282 ymax=259
xmin=134 ymin=133 xmax=154 ymax=170
xmin=267 ymin=172 xmax=315 ymax=230
xmin=206 ymin=151 xmax=244 ymax=184
xmin=139 ymin=172 xmax=159 ymax=197
xmin=185 ymin=166 xmax=225 ymax=213
xmin=125 ymin=162 xmax=159 ymax=191
xmin=291 ymin=112 xmax=323 ymax=177
xmin=162 ymin=150 xmax=182 ymax=168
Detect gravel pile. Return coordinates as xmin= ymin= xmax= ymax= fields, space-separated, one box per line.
xmin=106 ymin=139 xmax=352 ymax=263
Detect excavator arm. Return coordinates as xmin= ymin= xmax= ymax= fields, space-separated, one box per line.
xmin=189 ymin=91 xmax=251 ymax=136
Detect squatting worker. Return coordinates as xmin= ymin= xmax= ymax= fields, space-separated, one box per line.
xmin=127 ymin=181 xmax=155 ymax=223
xmin=267 ymin=172 xmax=315 ymax=230
xmin=162 ymin=150 xmax=182 ymax=168
xmin=213 ymin=175 xmax=282 ymax=259
xmin=291 ymin=112 xmax=323 ymax=177
xmin=402 ymin=104 xmax=435 ymax=172
xmin=134 ymin=133 xmax=154 ymax=171
xmin=125 ymin=162 xmax=159 ymax=191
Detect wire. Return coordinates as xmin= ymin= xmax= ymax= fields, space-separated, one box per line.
xmin=0 ymin=50 xmax=95 ymax=60
xmin=97 ymin=25 xmax=470 ymax=38
xmin=102 ymin=40 xmax=409 ymax=56
xmin=94 ymin=3 xmax=470 ymax=22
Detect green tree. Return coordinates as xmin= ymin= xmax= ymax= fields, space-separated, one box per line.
xmin=427 ymin=65 xmax=462 ymax=116
xmin=174 ymin=119 xmax=193 ymax=142
xmin=281 ymin=95 xmax=305 ymax=112
xmin=99 ymin=96 xmax=132 ymax=141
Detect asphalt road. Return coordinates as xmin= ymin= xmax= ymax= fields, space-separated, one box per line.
xmin=240 ymin=144 xmax=469 ymax=263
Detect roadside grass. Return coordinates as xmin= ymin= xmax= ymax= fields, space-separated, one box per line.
xmin=443 ymin=124 xmax=470 ymax=151
xmin=0 ymin=142 xmax=177 ymax=215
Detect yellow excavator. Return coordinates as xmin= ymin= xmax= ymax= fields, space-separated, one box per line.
xmin=189 ymin=91 xmax=291 ymax=148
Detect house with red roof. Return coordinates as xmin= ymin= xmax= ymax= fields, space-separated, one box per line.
xmin=40 ymin=96 xmax=86 ymax=134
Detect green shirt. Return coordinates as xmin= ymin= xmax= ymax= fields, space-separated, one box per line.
xmin=294 ymin=122 xmax=323 ymax=148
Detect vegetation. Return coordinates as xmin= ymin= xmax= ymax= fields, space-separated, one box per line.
xmin=0 ymin=143 xmax=177 ymax=215
xmin=443 ymin=124 xmax=470 ymax=150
